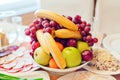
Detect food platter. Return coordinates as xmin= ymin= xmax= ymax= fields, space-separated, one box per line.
xmin=0 ymin=71 xmax=50 ymax=80
xmin=84 ymin=65 xmax=120 ymax=75
xmin=0 ymin=42 xmax=40 ymax=73
xmin=57 ymin=71 xmax=116 ymax=80
xmin=103 ymin=33 xmax=120 ymax=60
xmin=83 ymin=47 xmax=120 ymax=75
xmin=13 ymin=71 xmax=50 ymax=80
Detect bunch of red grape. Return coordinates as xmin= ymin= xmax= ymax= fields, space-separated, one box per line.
xmin=24 ymin=15 xmax=98 ymax=56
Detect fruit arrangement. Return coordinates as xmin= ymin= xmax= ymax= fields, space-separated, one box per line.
xmin=24 ymin=9 xmax=98 ymax=69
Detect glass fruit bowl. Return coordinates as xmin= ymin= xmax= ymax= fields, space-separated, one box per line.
xmin=24 ymin=9 xmax=98 ymax=75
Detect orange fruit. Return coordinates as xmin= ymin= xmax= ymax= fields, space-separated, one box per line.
xmin=56 ymin=42 xmax=64 ymax=51
xmin=49 ymin=58 xmax=59 ymax=69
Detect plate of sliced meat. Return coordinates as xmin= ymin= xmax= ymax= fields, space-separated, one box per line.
xmin=57 ymin=71 xmax=116 ymax=80
xmin=0 ymin=42 xmax=39 ymax=74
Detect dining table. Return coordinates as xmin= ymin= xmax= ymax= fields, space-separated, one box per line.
xmin=36 ymin=68 xmax=120 ymax=80
xmin=0 ymin=21 xmax=120 ymax=80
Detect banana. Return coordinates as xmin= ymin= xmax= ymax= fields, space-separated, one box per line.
xmin=36 ymin=30 xmax=50 ymax=54
xmin=34 ymin=9 xmax=78 ymax=31
xmin=54 ymin=29 xmax=81 ymax=39
xmin=43 ymin=32 xmax=66 ymax=69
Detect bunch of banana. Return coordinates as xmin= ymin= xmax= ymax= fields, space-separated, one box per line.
xmin=43 ymin=33 xmax=66 ymax=69
xmin=54 ymin=29 xmax=81 ymax=39
xmin=34 ymin=9 xmax=78 ymax=31
xmin=36 ymin=30 xmax=66 ymax=69
xmin=36 ymin=30 xmax=50 ymax=54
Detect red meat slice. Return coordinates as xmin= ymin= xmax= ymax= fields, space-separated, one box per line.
xmin=22 ymin=65 xmax=33 ymax=72
xmin=1 ymin=59 xmax=17 ymax=70
xmin=4 ymin=54 xmax=16 ymax=64
xmin=0 ymin=56 xmax=7 ymax=64
xmin=20 ymin=42 xmax=32 ymax=50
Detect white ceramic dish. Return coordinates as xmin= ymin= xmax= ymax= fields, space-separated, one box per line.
xmin=37 ymin=62 xmax=89 ymax=75
xmin=13 ymin=71 xmax=50 ymax=80
xmin=103 ymin=33 xmax=120 ymax=60
xmin=84 ymin=65 xmax=120 ymax=75
xmin=83 ymin=47 xmax=120 ymax=75
xmin=57 ymin=71 xmax=116 ymax=80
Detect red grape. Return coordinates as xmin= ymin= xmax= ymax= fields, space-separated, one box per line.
xmin=55 ymin=25 xmax=61 ymax=30
xmin=59 ymin=39 xmax=67 ymax=46
xmin=30 ymin=51 xmax=34 ymax=57
xmin=80 ymin=23 xmax=86 ymax=30
xmin=93 ymin=38 xmax=98 ymax=43
xmin=81 ymin=21 xmax=87 ymax=25
xmin=66 ymin=16 xmax=72 ymax=21
xmin=43 ymin=27 xmax=52 ymax=34
xmin=67 ymin=38 xmax=77 ymax=47
xmin=25 ymin=28 xmax=30 ymax=35
xmin=30 ymin=38 xmax=37 ymax=44
xmin=30 ymin=32 xmax=36 ymax=39
xmin=43 ymin=18 xmax=50 ymax=21
xmin=29 ymin=24 xmax=35 ymax=28
xmin=38 ymin=18 xmax=44 ymax=25
xmin=36 ymin=25 xmax=43 ymax=30
xmin=76 ymin=24 xmax=81 ymax=28
xmin=81 ymin=31 xmax=87 ymax=36
xmin=54 ymin=37 xmax=60 ymax=42
xmin=32 ymin=42 xmax=40 ymax=52
xmin=75 ymin=15 xmax=81 ymax=20
xmin=77 ymin=24 xmax=83 ymax=32
xmin=86 ymin=23 xmax=91 ymax=27
xmin=86 ymin=35 xmax=92 ymax=42
xmin=88 ymin=41 xmax=94 ymax=46
xmin=73 ymin=15 xmax=81 ymax=24
xmin=42 ymin=20 xmax=49 ymax=26
xmin=82 ymin=50 xmax=93 ymax=61
xmin=30 ymin=26 xmax=37 ymax=34
xmin=87 ymin=33 xmax=92 ymax=36
xmin=43 ymin=22 xmax=50 ymax=28
xmin=84 ymin=26 xmax=91 ymax=33
xmin=50 ymin=21 xmax=58 ymax=27
xmin=33 ymin=19 xmax=40 ymax=25
xmin=82 ymin=36 xmax=86 ymax=41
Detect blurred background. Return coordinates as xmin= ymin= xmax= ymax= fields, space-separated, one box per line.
xmin=0 ymin=0 xmax=95 ymax=25
xmin=0 ymin=0 xmax=120 ymax=45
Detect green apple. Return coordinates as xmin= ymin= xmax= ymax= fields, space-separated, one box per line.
xmin=62 ymin=47 xmax=82 ymax=68
xmin=77 ymin=41 xmax=90 ymax=53
xmin=34 ymin=47 xmax=51 ymax=65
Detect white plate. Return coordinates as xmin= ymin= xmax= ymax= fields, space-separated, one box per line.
xmin=84 ymin=65 xmax=120 ymax=75
xmin=6 ymin=71 xmax=50 ymax=80
xmin=57 ymin=71 xmax=116 ymax=80
xmin=103 ymin=33 xmax=120 ymax=60
xmin=83 ymin=47 xmax=120 ymax=75
xmin=15 ymin=71 xmax=50 ymax=80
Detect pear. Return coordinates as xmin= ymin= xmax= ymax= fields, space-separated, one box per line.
xmin=34 ymin=47 xmax=51 ymax=65
xmin=77 ymin=41 xmax=90 ymax=53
